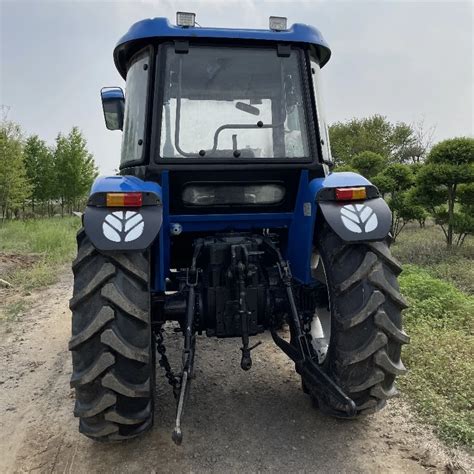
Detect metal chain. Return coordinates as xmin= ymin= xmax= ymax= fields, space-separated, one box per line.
xmin=155 ymin=327 xmax=181 ymax=398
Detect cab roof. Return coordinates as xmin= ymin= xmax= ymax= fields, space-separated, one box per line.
xmin=114 ymin=17 xmax=331 ymax=78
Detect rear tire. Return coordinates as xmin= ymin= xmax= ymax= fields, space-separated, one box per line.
xmin=303 ymin=223 xmax=409 ymax=417
xmin=69 ymin=229 xmax=154 ymax=441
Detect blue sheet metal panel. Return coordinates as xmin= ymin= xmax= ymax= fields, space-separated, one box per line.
xmin=151 ymin=237 xmax=162 ymax=292
xmin=114 ymin=18 xmax=331 ymax=77
xmin=287 ymin=170 xmax=316 ymax=284
xmin=90 ymin=175 xmax=162 ymax=197
xmin=170 ymin=213 xmax=293 ymax=232
xmin=153 ymin=171 xmax=170 ymax=292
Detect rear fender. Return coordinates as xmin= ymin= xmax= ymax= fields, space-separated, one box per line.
xmin=83 ymin=176 xmax=163 ymax=252
xmin=311 ymin=172 xmax=392 ymax=242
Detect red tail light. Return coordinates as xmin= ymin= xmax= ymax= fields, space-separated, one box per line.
xmin=335 ymin=187 xmax=367 ymax=201
xmin=106 ymin=192 xmax=143 ymax=207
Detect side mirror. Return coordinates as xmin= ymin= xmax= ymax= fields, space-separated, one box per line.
xmin=101 ymin=87 xmax=124 ymax=131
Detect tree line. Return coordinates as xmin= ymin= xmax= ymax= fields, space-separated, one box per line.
xmin=330 ymin=115 xmax=474 ymax=247
xmin=0 ymin=120 xmax=98 ymax=220
xmin=1 ymin=114 xmax=472 ymax=248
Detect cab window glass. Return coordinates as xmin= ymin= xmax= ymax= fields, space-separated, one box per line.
xmin=121 ymin=50 xmax=150 ymax=165
xmin=310 ymin=57 xmax=333 ymax=164
xmin=160 ymin=45 xmax=310 ymax=159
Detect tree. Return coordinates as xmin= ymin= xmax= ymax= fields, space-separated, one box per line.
xmin=389 ymin=122 xmax=416 ymax=163
xmin=389 ymin=191 xmax=427 ymax=238
xmin=396 ymin=119 xmax=435 ymax=164
xmin=54 ymin=127 xmax=98 ymax=215
xmin=415 ymin=137 xmax=474 ymax=247
xmin=350 ymin=151 xmax=386 ymax=179
xmin=333 ymin=163 xmax=357 ymax=173
xmin=372 ymin=164 xmax=414 ymax=240
xmin=24 ymin=135 xmax=55 ymax=215
xmin=329 ymin=115 xmax=431 ymax=166
xmin=450 ymin=183 xmax=474 ymax=246
xmin=329 ymin=115 xmax=392 ymax=165
xmin=372 ymin=163 xmax=413 ymax=197
xmin=1 ymin=120 xmax=97 ymax=220
xmin=405 ymin=187 xmax=428 ymax=228
xmin=54 ymin=133 xmax=69 ymax=215
xmin=0 ymin=121 xmax=31 ymax=220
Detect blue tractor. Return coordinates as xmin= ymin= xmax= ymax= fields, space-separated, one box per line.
xmin=69 ymin=13 xmax=408 ymax=443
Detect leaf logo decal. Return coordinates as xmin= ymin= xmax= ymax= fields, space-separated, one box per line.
xmin=102 ymin=211 xmax=144 ymax=243
xmin=340 ymin=204 xmax=378 ymax=234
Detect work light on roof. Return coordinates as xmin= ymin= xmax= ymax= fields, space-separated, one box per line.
xmin=176 ymin=11 xmax=195 ymax=27
xmin=269 ymin=16 xmax=287 ymax=31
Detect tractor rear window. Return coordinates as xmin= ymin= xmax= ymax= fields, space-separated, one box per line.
xmin=121 ymin=50 xmax=150 ymax=165
xmin=159 ymin=45 xmax=310 ymax=160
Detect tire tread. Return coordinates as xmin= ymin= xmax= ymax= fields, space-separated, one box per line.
xmin=70 ymin=229 xmax=153 ymax=441
xmin=304 ymin=223 xmax=408 ymax=417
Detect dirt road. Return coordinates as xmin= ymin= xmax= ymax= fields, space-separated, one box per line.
xmin=0 ymin=270 xmax=472 ymax=473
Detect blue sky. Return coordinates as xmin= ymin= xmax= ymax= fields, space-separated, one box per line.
xmin=1 ymin=0 xmax=472 ymax=173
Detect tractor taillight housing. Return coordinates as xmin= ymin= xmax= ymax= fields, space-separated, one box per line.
xmin=335 ymin=187 xmax=367 ymax=201
xmin=106 ymin=192 xmax=143 ymax=207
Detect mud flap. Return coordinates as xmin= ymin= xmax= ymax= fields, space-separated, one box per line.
xmin=83 ymin=205 xmax=163 ymax=252
xmin=318 ymin=198 xmax=392 ymax=242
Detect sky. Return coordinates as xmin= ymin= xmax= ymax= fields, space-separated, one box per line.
xmin=1 ymin=0 xmax=473 ymax=174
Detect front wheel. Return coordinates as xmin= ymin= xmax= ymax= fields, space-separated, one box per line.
xmin=302 ymin=223 xmax=409 ymax=417
xmin=69 ymin=229 xmax=155 ymax=440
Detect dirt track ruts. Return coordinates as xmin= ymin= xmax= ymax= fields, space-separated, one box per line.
xmin=0 ymin=269 xmax=472 ymax=473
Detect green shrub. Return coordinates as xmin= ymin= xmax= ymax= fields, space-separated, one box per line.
xmin=400 ymin=265 xmax=473 ymax=331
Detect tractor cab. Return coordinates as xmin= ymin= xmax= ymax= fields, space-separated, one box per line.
xmin=102 ymin=14 xmax=332 ymax=172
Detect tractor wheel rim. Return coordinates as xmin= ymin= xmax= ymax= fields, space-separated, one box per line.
xmin=310 ymin=250 xmax=332 ymax=364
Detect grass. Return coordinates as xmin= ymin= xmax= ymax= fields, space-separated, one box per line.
xmin=0 ymin=217 xmax=79 ymax=262
xmin=0 ymin=300 xmax=29 ymax=323
xmin=399 ymin=265 xmax=474 ymax=447
xmin=0 ymin=217 xmax=79 ymax=291
xmin=393 ymin=221 xmax=474 ymax=447
xmin=393 ymin=222 xmax=474 ymax=295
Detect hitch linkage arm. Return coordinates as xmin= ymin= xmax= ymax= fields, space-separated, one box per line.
xmin=262 ymin=238 xmax=357 ymax=417
xmin=230 ymin=244 xmax=262 ymax=371
xmin=172 ymin=242 xmax=202 ymax=446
